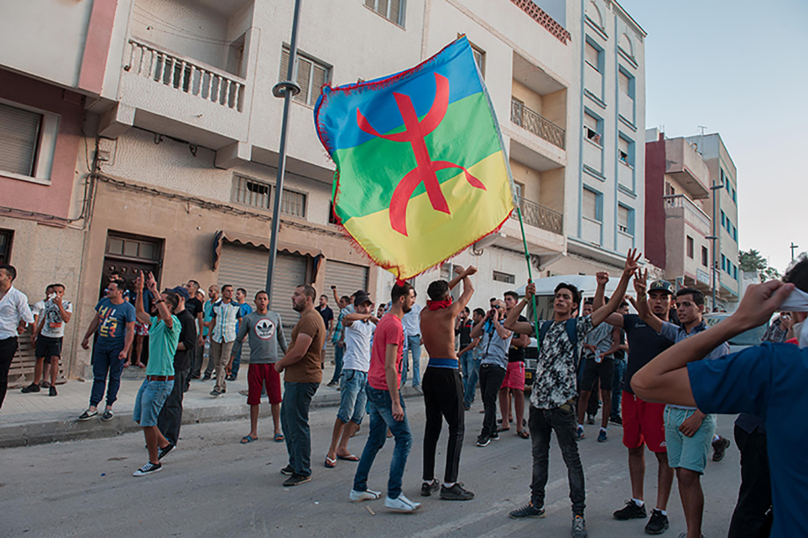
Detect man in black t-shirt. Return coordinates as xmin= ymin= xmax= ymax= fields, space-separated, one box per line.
xmin=157 ymin=286 xmax=197 ymax=450
xmin=499 ymin=291 xmax=530 ymax=438
xmin=455 ymin=307 xmax=474 ymax=399
xmin=316 ymin=295 xmax=334 ymax=369
xmin=597 ymin=280 xmax=675 ymax=535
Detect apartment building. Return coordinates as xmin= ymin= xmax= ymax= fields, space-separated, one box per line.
xmin=544 ymin=0 xmax=646 ymax=277
xmin=645 ymin=130 xmax=713 ymax=295
xmin=1 ymin=0 xmax=583 ymax=378
xmin=0 ymin=0 xmax=122 ymax=381
xmin=685 ymin=132 xmax=740 ymax=308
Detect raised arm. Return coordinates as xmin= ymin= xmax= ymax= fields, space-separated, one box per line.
xmin=629 ymin=268 xmax=663 ymax=334
xmin=133 ymin=272 xmax=151 ymax=325
xmin=470 ymin=314 xmax=487 ymax=339
xmin=448 ymin=265 xmax=477 ymax=316
xmin=591 ymin=249 xmax=640 ymax=327
xmin=504 ymin=283 xmax=537 ymax=335
xmin=491 ymin=313 xmax=512 ymax=340
xmin=632 ymin=280 xmax=793 ymax=406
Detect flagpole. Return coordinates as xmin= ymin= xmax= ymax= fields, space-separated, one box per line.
xmin=516 ymin=207 xmax=541 ymax=345
xmin=265 ymin=0 xmax=303 ymax=301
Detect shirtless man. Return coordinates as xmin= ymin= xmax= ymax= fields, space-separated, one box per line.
xmin=419 ymin=265 xmax=477 ymax=501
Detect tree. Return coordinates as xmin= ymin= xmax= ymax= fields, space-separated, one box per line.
xmin=762 ymin=266 xmax=781 ymax=282
xmin=738 ymin=249 xmax=767 ymax=273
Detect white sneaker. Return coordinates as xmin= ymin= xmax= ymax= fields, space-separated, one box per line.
xmin=350 ymin=488 xmax=382 ymax=502
xmin=385 ymin=493 xmax=421 ymax=513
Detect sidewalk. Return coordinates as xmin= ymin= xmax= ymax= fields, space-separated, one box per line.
xmin=1 ymin=364 xmax=424 ymax=448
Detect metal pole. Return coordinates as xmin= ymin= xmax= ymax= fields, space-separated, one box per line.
xmin=709 ymin=180 xmax=723 ymax=311
xmin=516 ymin=207 xmax=541 ymax=345
xmin=265 ymin=0 xmax=303 ymax=301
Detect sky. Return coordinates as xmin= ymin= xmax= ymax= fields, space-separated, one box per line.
xmin=617 ymin=0 xmax=808 ymax=273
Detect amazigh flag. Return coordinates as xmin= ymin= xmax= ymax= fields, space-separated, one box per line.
xmin=314 ymin=36 xmax=516 ymax=280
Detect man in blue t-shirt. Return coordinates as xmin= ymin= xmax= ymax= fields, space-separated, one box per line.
xmin=79 ymin=280 xmax=136 ymax=421
xmin=631 ymin=271 xmax=807 ymax=538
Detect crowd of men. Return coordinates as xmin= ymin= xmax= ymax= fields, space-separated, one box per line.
xmin=1 ymin=250 xmax=807 ymax=536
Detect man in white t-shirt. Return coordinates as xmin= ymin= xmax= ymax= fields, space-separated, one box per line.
xmin=325 ymin=293 xmax=377 ymax=467
xmin=24 ymin=284 xmax=72 ymax=396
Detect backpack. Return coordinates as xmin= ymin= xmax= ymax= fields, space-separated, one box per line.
xmin=539 ymin=318 xmax=580 ymax=367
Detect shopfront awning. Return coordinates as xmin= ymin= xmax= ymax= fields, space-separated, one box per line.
xmin=212 ymin=230 xmax=323 ymax=271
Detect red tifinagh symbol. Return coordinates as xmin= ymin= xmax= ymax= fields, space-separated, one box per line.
xmin=357 ymin=73 xmax=486 ymax=236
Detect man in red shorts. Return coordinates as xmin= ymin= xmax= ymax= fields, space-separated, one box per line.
xmin=499 ymin=291 xmax=531 ymax=438
xmin=597 ymin=279 xmax=675 ymax=534
xmin=230 ymin=290 xmax=287 ymax=444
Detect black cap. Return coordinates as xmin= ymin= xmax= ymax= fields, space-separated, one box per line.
xmin=171 ymin=286 xmax=191 ymax=301
xmin=354 ymin=293 xmax=372 ymax=307
xmin=648 ymin=280 xmax=674 ymax=295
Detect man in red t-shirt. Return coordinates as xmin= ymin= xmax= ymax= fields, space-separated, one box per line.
xmin=351 ymin=282 xmax=420 ymax=513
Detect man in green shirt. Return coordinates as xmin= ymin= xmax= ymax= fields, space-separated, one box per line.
xmin=132 ymin=271 xmax=181 ymax=477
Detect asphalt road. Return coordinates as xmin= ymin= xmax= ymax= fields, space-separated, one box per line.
xmin=2 ymin=398 xmax=740 ymax=538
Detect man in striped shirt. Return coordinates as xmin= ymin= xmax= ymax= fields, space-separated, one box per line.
xmin=204 ymin=284 xmax=241 ymax=397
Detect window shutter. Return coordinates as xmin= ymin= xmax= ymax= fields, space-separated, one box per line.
xmin=583 ymin=189 xmax=597 ymax=220
xmin=378 ymin=0 xmax=389 ymax=18
xmin=0 ymin=103 xmax=41 ymax=176
xmin=295 ymin=57 xmax=312 ymax=103
xmin=280 ymin=48 xmax=290 ymax=81
xmin=311 ymin=64 xmax=328 ymax=104
xmin=583 ymin=112 xmax=598 ymax=132
xmin=585 ymin=42 xmax=599 ymax=69
xmin=365 ymin=0 xmax=375 ymax=8
xmin=619 ymin=71 xmax=630 ymax=95
xmin=618 ymin=205 xmax=629 ymax=230
xmin=389 ymin=0 xmax=401 ymax=24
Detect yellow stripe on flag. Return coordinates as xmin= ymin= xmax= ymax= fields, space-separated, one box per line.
xmin=343 ymin=151 xmax=514 ymax=279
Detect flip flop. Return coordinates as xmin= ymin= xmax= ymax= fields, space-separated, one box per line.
xmin=240 ymin=435 xmax=256 ymax=444
xmin=497 ymin=426 xmax=511 ymax=433
xmin=336 ymin=454 xmax=360 ymax=462
xmin=516 ymin=430 xmax=530 ymax=439
xmin=324 ymin=456 xmax=337 ymax=468
xmin=274 ymin=433 xmax=284 ymax=442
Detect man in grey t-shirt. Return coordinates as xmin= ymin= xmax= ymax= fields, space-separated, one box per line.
xmin=230 ymin=291 xmax=287 ymax=443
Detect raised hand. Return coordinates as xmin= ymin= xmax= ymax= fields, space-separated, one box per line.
xmin=734 ymin=280 xmax=795 ymax=332
xmin=525 ymin=282 xmax=536 ymax=300
xmin=463 ymin=266 xmax=477 ymax=277
xmin=623 ymin=249 xmax=641 ymax=278
xmin=596 ymin=271 xmax=609 ymax=286
xmin=145 ymin=272 xmax=158 ymax=294
xmin=633 ymin=268 xmax=648 ymax=296
xmin=133 ymin=270 xmax=144 ymax=292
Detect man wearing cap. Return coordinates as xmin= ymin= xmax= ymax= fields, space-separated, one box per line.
xmin=596 ymin=277 xmax=676 ymax=534
xmin=325 ymin=292 xmax=377 ymax=467
xmin=156 ymin=285 xmax=197 ymax=449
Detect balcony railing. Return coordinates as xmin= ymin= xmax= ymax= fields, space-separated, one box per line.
xmin=663 ymin=194 xmax=711 ymax=229
xmin=511 ymin=98 xmax=565 ymax=149
xmin=125 ymin=39 xmax=245 ymax=112
xmin=510 ymin=197 xmax=563 ymax=235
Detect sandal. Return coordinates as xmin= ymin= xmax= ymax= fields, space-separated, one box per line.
xmin=324 ymin=456 xmax=337 ymax=468
xmin=517 ymin=430 xmax=530 ymax=439
xmin=240 ymin=435 xmax=256 ymax=444
xmin=274 ymin=433 xmax=284 ymax=442
xmin=497 ymin=426 xmax=511 ymax=433
xmin=337 ymin=454 xmax=360 ymax=462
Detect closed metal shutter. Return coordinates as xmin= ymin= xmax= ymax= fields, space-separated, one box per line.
xmin=218 ymin=244 xmax=308 ymax=359
xmin=322 ymin=260 xmax=369 ymax=364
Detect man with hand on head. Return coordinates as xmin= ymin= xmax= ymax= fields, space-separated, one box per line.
xmin=505 ymin=250 xmax=641 ymax=538
xmin=419 ymin=265 xmax=477 ymax=501
xmin=131 ymin=271 xmax=181 ymax=476
xmin=631 ymin=257 xmax=808 ymax=537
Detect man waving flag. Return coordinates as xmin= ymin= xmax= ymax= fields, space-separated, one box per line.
xmin=314 ymin=37 xmax=516 ymax=281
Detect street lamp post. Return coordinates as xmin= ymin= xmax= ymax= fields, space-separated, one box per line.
xmin=709 ymin=180 xmax=724 ymax=311
xmin=265 ymin=0 xmax=303 ymax=301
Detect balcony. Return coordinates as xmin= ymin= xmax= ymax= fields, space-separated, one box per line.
xmin=511 ymin=98 xmax=565 ymax=149
xmin=126 ymin=39 xmax=245 ymax=112
xmin=664 ymin=194 xmax=711 ymax=234
xmin=665 ymin=138 xmax=710 ymax=199
xmin=510 ymin=197 xmax=563 ymax=235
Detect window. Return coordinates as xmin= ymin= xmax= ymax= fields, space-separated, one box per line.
xmin=619 ymin=71 xmax=631 ymax=96
xmin=0 ymin=102 xmax=41 ymax=177
xmin=721 ymin=254 xmax=726 ymax=272
xmin=365 ymin=0 xmax=405 ymax=26
xmin=583 ymin=111 xmax=601 ymax=145
xmin=583 ymin=188 xmax=600 ymax=221
xmin=618 ymin=136 xmax=632 ymax=165
xmin=734 ymin=265 xmax=738 ymax=280
xmin=720 ymin=210 xmax=725 ymax=227
xmin=513 ymin=181 xmax=523 ymax=203
xmin=328 ymin=201 xmax=339 ymax=224
xmin=493 ymin=271 xmax=515 ymax=284
xmin=0 ymin=229 xmax=12 ymax=265
xmin=687 ymin=236 xmax=694 ymax=259
xmin=232 ymin=175 xmax=308 ymax=218
xmin=106 ymin=235 xmax=161 ymax=261
xmin=471 ymin=44 xmax=485 ymax=77
xmin=280 ymin=48 xmax=330 ymax=106
xmin=585 ymin=40 xmax=601 ymax=72
xmin=701 ymin=246 xmax=708 ymax=267
xmin=665 ymin=182 xmax=675 ymax=196
xmin=618 ymin=204 xmax=633 ymax=234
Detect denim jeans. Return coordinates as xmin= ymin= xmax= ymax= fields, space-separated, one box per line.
xmin=133 ymin=378 xmax=174 ymax=427
xmin=282 ymin=381 xmax=319 ymax=477
xmin=529 ymin=405 xmax=586 ymax=516
xmin=329 ymin=343 xmax=345 ymax=385
xmin=230 ymin=346 xmax=243 ymax=377
xmin=459 ymin=351 xmax=473 ymax=393
xmin=336 ymin=369 xmax=368 ymax=425
xmin=463 ymin=357 xmax=481 ymax=408
xmin=353 ymin=386 xmax=413 ymax=499
xmin=0 ymin=336 xmax=18 ymax=409
xmin=90 ymin=343 xmax=126 ymax=407
xmin=611 ymin=358 xmax=626 ymax=418
xmin=401 ymin=335 xmax=421 ymax=387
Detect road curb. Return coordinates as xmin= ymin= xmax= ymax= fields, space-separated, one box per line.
xmin=0 ymin=385 xmax=423 ymax=448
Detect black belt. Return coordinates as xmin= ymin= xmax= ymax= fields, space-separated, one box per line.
xmin=146 ymin=375 xmax=174 ymax=381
